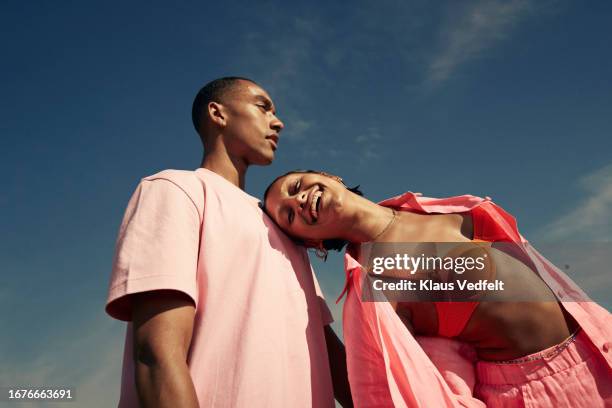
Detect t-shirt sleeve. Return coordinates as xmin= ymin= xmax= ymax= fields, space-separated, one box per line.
xmin=106 ymin=178 xmax=201 ymax=321
xmin=311 ymin=266 xmax=334 ymax=326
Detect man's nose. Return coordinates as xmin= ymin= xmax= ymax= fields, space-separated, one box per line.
xmin=270 ymin=115 xmax=284 ymax=132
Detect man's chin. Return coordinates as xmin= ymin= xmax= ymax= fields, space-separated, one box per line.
xmin=250 ymin=153 xmax=275 ymax=166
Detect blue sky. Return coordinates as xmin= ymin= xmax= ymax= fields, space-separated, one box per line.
xmin=2 ymin=1 xmax=611 ymax=406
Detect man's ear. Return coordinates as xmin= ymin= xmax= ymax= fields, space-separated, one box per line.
xmin=207 ymin=101 xmax=226 ymax=127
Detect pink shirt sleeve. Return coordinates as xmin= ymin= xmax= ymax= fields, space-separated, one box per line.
xmin=106 ymin=178 xmax=201 ymax=321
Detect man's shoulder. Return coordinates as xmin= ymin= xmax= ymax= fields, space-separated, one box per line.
xmin=141 ymin=169 xmax=205 ymax=215
xmin=143 ymin=168 xmax=199 ymax=184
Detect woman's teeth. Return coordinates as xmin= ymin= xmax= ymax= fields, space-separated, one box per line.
xmin=310 ymin=190 xmax=323 ymax=221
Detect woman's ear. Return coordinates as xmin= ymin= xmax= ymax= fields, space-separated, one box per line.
xmin=303 ymin=238 xmax=322 ymax=248
xmin=303 ymin=239 xmax=328 ymax=260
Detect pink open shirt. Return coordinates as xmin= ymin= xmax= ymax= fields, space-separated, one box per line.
xmin=339 ymin=192 xmax=612 ymax=407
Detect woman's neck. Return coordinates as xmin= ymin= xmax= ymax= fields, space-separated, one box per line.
xmin=342 ymin=196 xmax=395 ymax=242
xmin=343 ymin=195 xmax=432 ymax=243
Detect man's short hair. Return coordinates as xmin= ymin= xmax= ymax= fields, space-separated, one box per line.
xmin=191 ymin=76 xmax=257 ymax=138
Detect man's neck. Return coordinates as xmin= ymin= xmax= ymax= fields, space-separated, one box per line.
xmin=200 ymin=152 xmax=247 ymax=189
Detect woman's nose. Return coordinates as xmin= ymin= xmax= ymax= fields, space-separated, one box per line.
xmin=295 ymin=190 xmax=308 ymax=208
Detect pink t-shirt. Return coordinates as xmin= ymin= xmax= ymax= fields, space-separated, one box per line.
xmin=106 ymin=168 xmax=335 ymax=407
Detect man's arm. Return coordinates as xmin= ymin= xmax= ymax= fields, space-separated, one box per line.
xmin=132 ymin=290 xmax=198 ymax=408
xmin=324 ymin=325 xmax=353 ymax=408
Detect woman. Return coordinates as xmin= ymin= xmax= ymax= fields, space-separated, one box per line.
xmin=264 ymin=170 xmax=611 ymax=407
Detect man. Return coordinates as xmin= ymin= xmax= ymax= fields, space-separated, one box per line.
xmin=106 ymin=77 xmax=351 ymax=407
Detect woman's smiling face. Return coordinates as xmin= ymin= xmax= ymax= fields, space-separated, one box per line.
xmin=264 ymin=172 xmax=350 ymax=243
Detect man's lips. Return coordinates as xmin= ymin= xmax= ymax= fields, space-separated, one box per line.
xmin=266 ymin=134 xmax=279 ymax=150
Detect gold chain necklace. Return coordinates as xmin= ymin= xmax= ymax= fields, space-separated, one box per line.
xmin=371 ymin=208 xmax=397 ymax=241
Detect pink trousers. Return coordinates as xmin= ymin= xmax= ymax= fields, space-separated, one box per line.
xmin=475 ymin=331 xmax=612 ymax=407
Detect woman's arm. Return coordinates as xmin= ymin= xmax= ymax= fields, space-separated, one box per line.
xmin=324 ymin=325 xmax=353 ymax=407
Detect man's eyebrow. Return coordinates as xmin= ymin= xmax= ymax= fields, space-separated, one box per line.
xmin=254 ymin=95 xmax=271 ymax=104
xmin=254 ymin=95 xmax=274 ymax=110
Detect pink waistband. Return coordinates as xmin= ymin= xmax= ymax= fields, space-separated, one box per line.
xmin=476 ymin=330 xmax=594 ymax=385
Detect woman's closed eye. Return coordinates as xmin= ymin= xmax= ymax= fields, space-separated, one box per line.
xmin=292 ymin=179 xmax=301 ymax=194
xmin=288 ymin=209 xmax=294 ymax=224
xmin=286 ymin=178 xmax=301 ymax=224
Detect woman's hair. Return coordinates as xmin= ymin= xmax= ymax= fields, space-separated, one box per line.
xmin=262 ymin=170 xmax=364 ymax=254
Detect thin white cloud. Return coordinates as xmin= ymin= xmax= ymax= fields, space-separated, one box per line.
xmin=538 ymin=163 xmax=612 ymax=242
xmin=427 ymin=0 xmax=534 ymax=84
xmin=239 ymin=17 xmax=321 ymax=143
xmin=284 ymin=116 xmax=313 ymax=141
xmin=355 ymin=127 xmax=383 ymax=162
xmin=0 ymin=314 xmax=124 ymax=408
xmin=532 ymin=163 xmax=612 ymax=308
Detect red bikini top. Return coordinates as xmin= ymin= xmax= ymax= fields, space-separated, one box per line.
xmin=435 ymin=205 xmax=509 ymax=338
